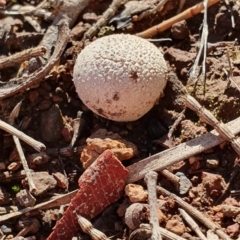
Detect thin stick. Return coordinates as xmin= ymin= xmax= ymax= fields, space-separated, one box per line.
xmin=223 ymin=68 xmax=240 ymax=91
xmin=215 ymin=160 xmax=240 ymax=204
xmin=83 ymin=0 xmax=125 ymax=40
xmin=177 ymin=0 xmax=186 ymax=14
xmin=136 ymin=0 xmax=220 ymax=38
xmin=185 ymin=94 xmax=240 ymax=156
xmin=0 ymin=46 xmax=46 ymax=70
xmin=144 ymin=171 xmax=162 ymax=240
xmin=13 ymin=136 xmax=37 ymax=194
xmin=136 ymin=0 xmax=169 ymax=22
xmin=157 ymin=186 xmax=231 ymax=240
xmin=0 ymin=190 xmax=78 ymax=223
xmin=76 ymin=214 xmax=110 ymax=240
xmin=179 ymin=208 xmax=208 ymax=240
xmin=0 ymin=119 xmax=45 ymax=152
xmin=126 ymin=115 xmax=240 ymax=183
xmin=224 ymin=0 xmax=235 ymax=28
xmin=223 ymin=51 xmax=240 ymax=91
xmin=133 ymin=223 xmax=187 ymax=240
xmin=0 ymin=20 xmax=70 ymax=99
xmin=168 ymin=108 xmax=185 ymax=140
xmin=189 ymin=0 xmax=209 ymax=84
xmin=68 ymin=111 xmax=83 ymax=150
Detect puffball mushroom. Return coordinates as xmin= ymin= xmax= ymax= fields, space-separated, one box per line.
xmin=73 ymin=34 xmax=167 ymax=122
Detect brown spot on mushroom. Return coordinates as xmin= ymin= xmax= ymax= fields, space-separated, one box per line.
xmin=97 ymin=108 xmax=103 ymax=115
xmin=107 ymin=109 xmax=126 ymax=117
xmin=113 ymin=92 xmax=120 ymax=101
xmin=129 ymin=71 xmax=138 ymax=82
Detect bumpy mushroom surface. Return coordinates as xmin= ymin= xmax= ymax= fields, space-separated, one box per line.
xmin=73 ymin=34 xmax=167 ymax=122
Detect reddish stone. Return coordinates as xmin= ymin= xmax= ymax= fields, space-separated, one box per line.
xmin=47 ymin=150 xmax=129 ymax=240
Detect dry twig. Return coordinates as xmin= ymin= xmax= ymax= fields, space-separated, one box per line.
xmin=223 ymin=52 xmax=240 ymax=91
xmin=0 ymin=46 xmax=46 ymax=70
xmin=77 ymin=214 xmax=110 ymax=240
xmin=224 ymin=0 xmax=235 ymax=28
xmin=9 ymin=102 xmax=37 ymax=194
xmin=168 ymin=108 xmax=185 ymax=140
xmin=185 ymin=94 xmax=240 ymax=156
xmin=157 ymin=186 xmax=231 ymax=240
xmin=0 ymin=119 xmax=45 ymax=152
xmin=126 ymin=114 xmax=240 ymax=183
xmin=0 ymin=20 xmax=70 ymax=99
xmin=68 ymin=111 xmax=84 ymax=150
xmin=179 ymin=208 xmax=208 ymax=240
xmin=131 ymin=223 xmax=186 ymax=240
xmin=177 ymin=0 xmax=186 ymax=13
xmin=83 ymin=0 xmax=125 ymax=40
xmin=136 ymin=0 xmax=220 ymax=38
xmin=13 ymin=137 xmax=37 ymax=194
xmin=144 ymin=171 xmax=162 ymax=240
xmin=39 ymin=0 xmax=88 ymax=60
xmin=189 ymin=0 xmax=209 ymax=84
xmin=0 ymin=190 xmax=78 ymax=223
xmin=134 ymin=0 xmax=169 ymax=22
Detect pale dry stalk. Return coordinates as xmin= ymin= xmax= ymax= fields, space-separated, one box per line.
xmin=161 ymin=169 xmax=179 ymax=185
xmin=68 ymin=111 xmax=83 ymax=150
xmin=179 ymin=208 xmax=207 ymax=240
xmin=144 ymin=171 xmax=162 ymax=240
xmin=136 ymin=223 xmax=187 ymax=240
xmin=13 ymin=136 xmax=37 ymax=194
xmin=83 ymin=0 xmax=125 ymax=40
xmin=0 ymin=190 xmax=78 ymax=223
xmin=76 ymin=214 xmax=110 ymax=240
xmin=0 ymin=119 xmax=45 ymax=152
xmin=126 ymin=115 xmax=240 ymax=183
xmin=157 ymin=186 xmax=231 ymax=240
xmin=39 ymin=0 xmax=88 ymax=60
xmin=136 ymin=0 xmax=220 ymax=38
xmin=8 ymin=101 xmax=37 ymax=194
xmin=177 ymin=0 xmax=186 ymax=13
xmin=189 ymin=0 xmax=209 ymax=83
xmin=0 ymin=46 xmax=46 ymax=70
xmin=0 ymin=20 xmax=70 ymax=99
xmin=185 ymin=94 xmax=240 ymax=156
xmin=135 ymin=0 xmax=170 ymax=22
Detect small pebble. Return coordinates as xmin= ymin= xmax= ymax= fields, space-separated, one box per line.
xmin=61 ymin=123 xmax=73 ymax=142
xmin=53 ymin=172 xmax=69 ymax=189
xmin=27 ymin=152 xmax=50 ymax=168
xmin=7 ymin=161 xmax=22 ymax=171
xmin=0 ymin=186 xmax=10 ymax=204
xmin=16 ymin=189 xmax=36 ymax=207
xmin=0 ymin=162 xmax=6 ymax=170
xmin=125 ymin=184 xmax=148 ymax=203
xmin=175 ymin=172 xmax=192 ymax=195
xmin=206 ymin=159 xmax=219 ymax=168
xmin=0 ymin=224 xmax=12 ymax=234
xmin=165 ymin=219 xmax=185 ymax=235
xmin=27 ymin=172 xmax=57 ymax=196
xmin=171 ymin=20 xmax=189 ymax=40
xmin=40 ymin=104 xmax=64 ymax=142
xmin=188 ymin=155 xmax=202 ymax=165
xmin=226 ymin=223 xmax=239 ymax=238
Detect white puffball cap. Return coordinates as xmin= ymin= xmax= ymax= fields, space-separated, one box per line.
xmin=73 ymin=34 xmax=167 ymax=122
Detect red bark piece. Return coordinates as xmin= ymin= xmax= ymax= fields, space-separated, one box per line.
xmin=47 ymin=150 xmax=129 ymax=240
